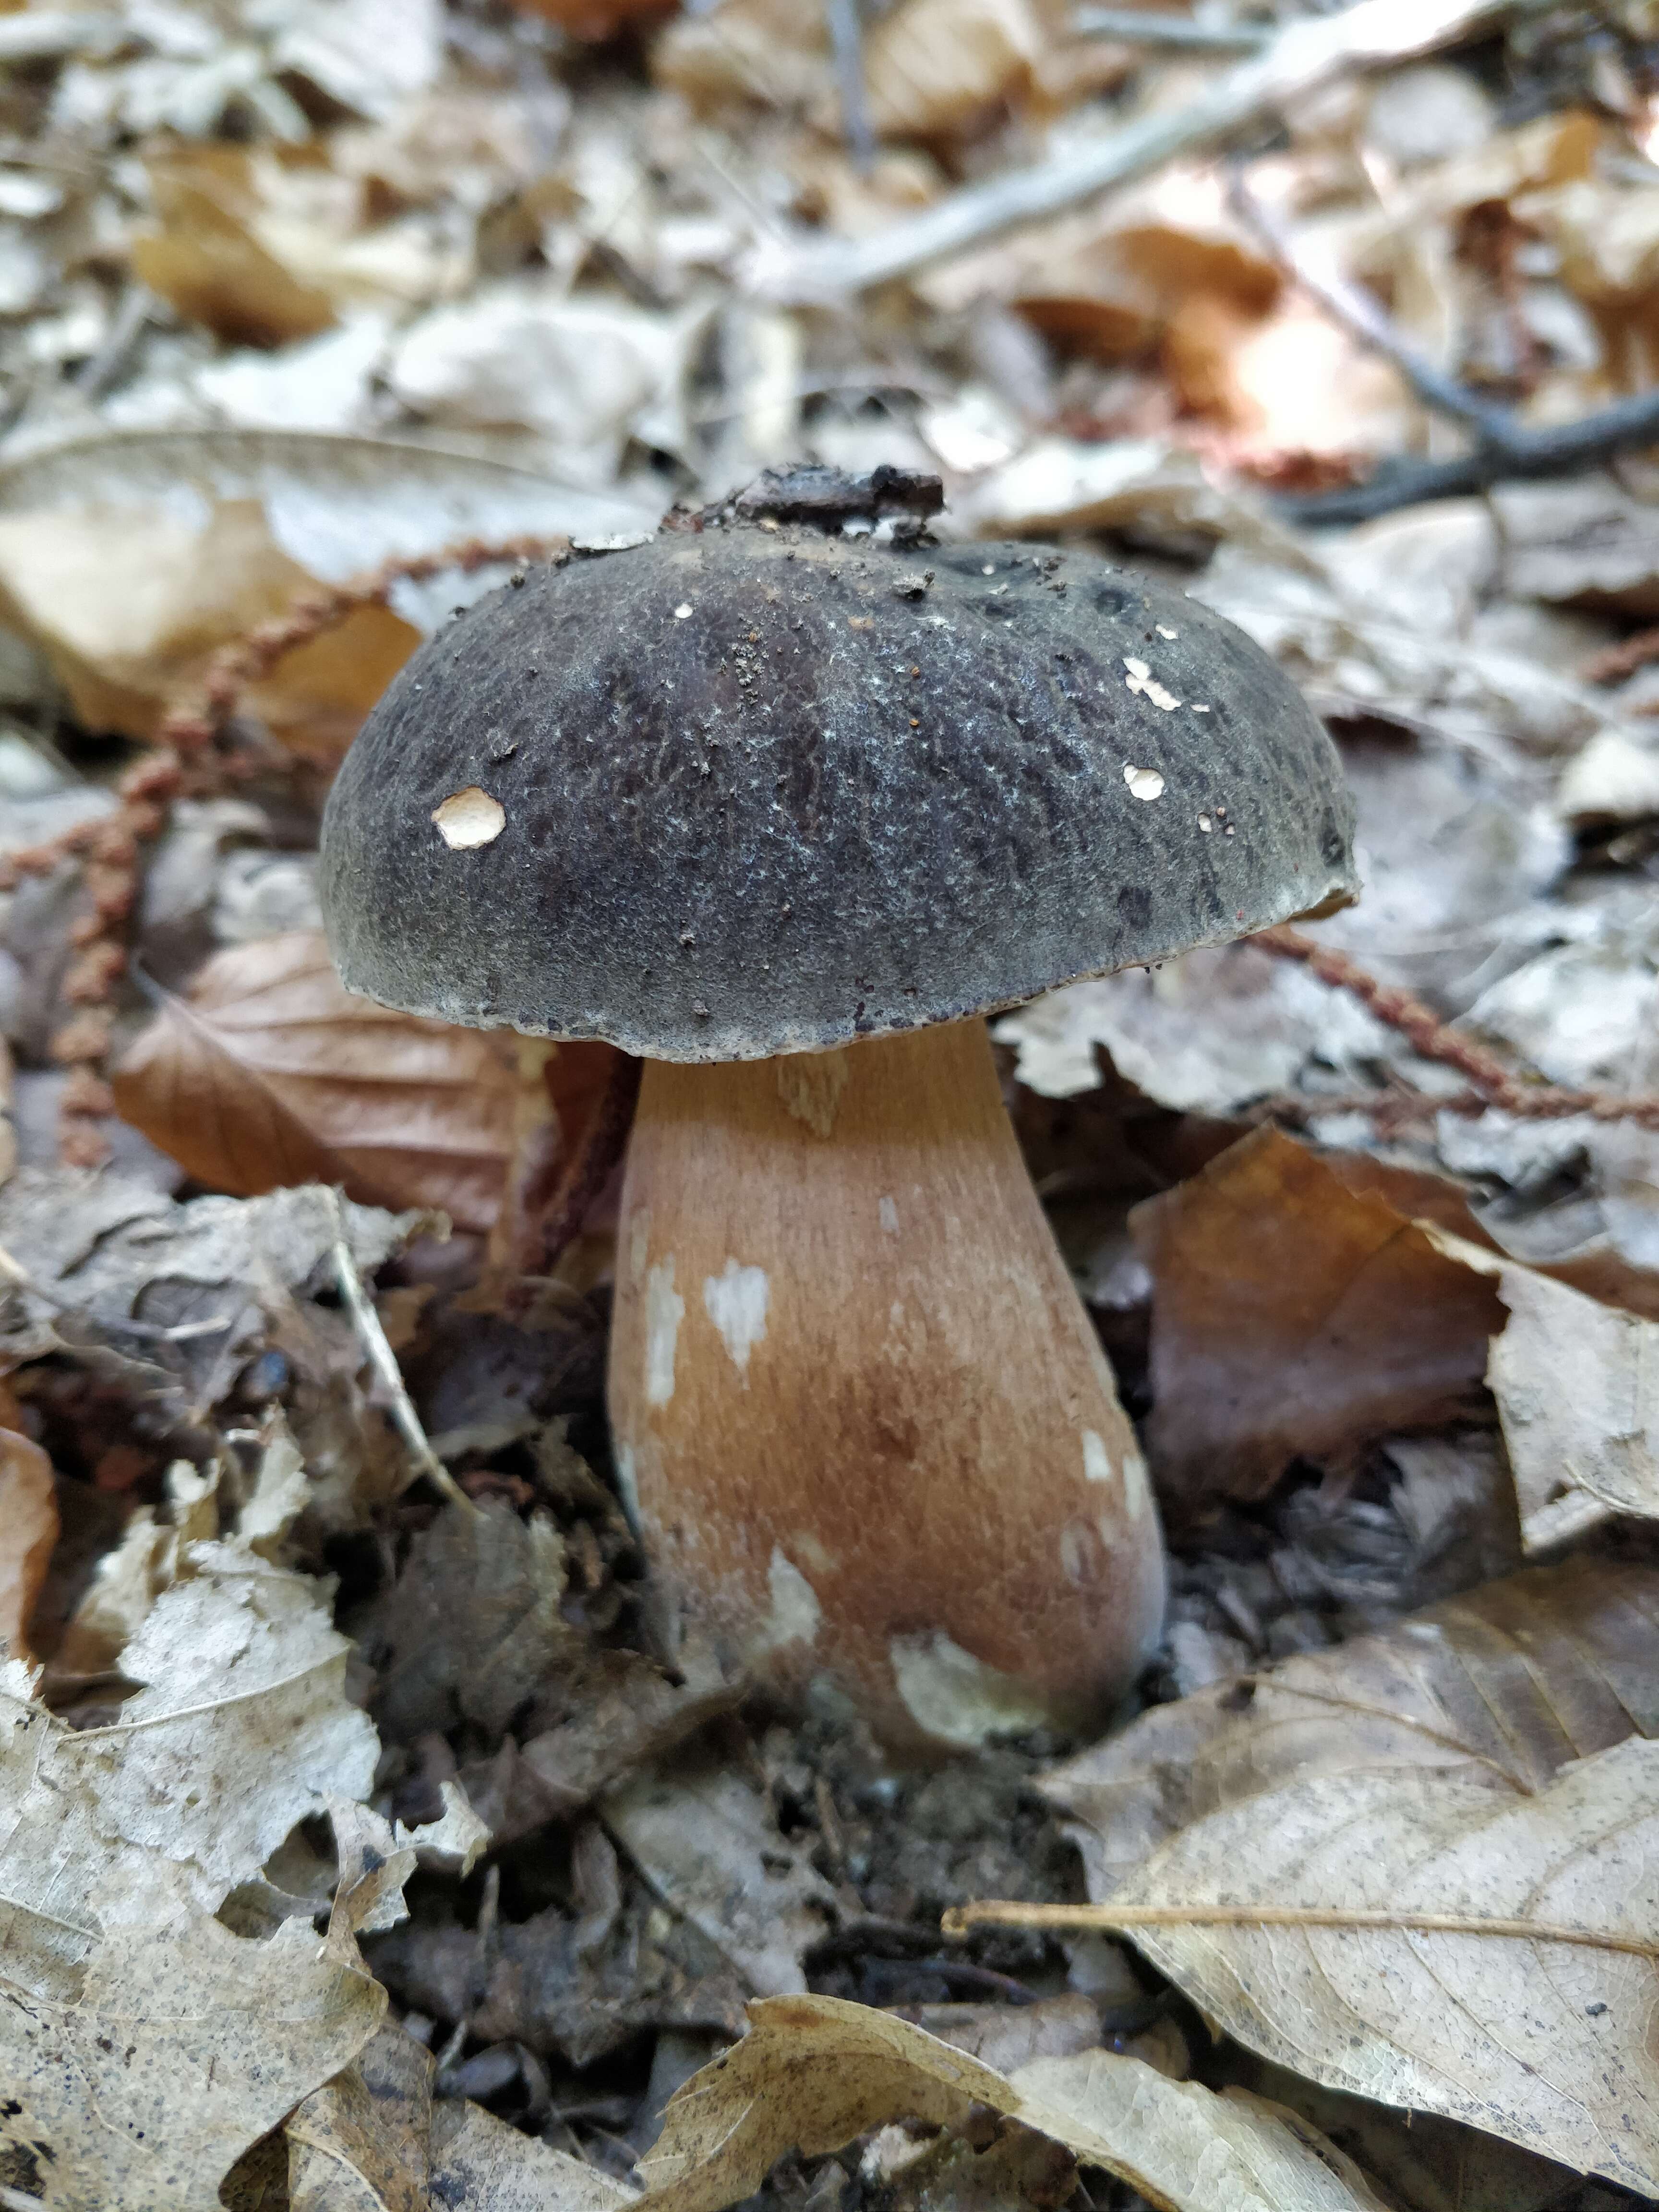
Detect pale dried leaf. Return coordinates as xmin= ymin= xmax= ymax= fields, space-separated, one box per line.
xmin=603 ymin=1761 xmax=836 ymax=1996
xmin=1483 ymin=1261 xmax=1658 ymax=1547
xmin=1011 ymin=2051 xmax=1394 ymax=2212
xmin=112 ymin=932 xmax=526 ymax=1232
xmin=0 ymin=493 xmax=415 ymax=745
xmin=0 ymin=1426 xmax=56 ymax=1660
xmin=0 ymin=1537 xmax=379 ymax=1924
xmin=288 ymin=2022 xmax=433 ymax=2212
xmin=0 ymin=430 xmax=655 ymax=584
xmin=637 ymin=1994 xmax=1390 ymax=2212
xmin=1103 ymin=1736 xmax=1659 ymax=2194
xmin=0 ymin=1899 xmax=387 ymax=2212
xmin=1046 ymin=1557 xmax=1659 ymax=1901
xmin=425 ymin=2099 xmax=636 ymax=2210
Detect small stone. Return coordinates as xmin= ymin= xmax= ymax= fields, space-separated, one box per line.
xmin=674 ymin=603 xmax=694 ymax=620
xmin=1123 ymin=765 xmax=1166 ymax=803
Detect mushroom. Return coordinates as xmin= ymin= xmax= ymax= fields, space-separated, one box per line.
xmin=320 ymin=468 xmax=1356 ymax=1754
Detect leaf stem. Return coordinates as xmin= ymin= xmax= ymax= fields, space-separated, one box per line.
xmin=942 ymin=1900 xmax=1659 ymax=1959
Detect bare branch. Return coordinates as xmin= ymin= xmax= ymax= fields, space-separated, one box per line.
xmin=751 ymin=0 xmax=1557 ymax=301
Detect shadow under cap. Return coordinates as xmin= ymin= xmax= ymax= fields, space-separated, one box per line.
xmin=320 ymin=500 xmax=1357 ymax=1062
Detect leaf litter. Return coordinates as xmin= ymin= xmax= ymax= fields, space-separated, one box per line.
xmin=2 ymin=0 xmax=1659 ymax=2208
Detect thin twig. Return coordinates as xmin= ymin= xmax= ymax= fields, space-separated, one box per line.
xmin=1255 ymin=925 xmax=1659 ymax=1127
xmin=325 ymin=1188 xmax=473 ymax=1514
xmin=1227 ymin=168 xmax=1512 ymax=438
xmin=1278 ymin=385 xmax=1659 ymax=527
xmin=943 ymin=1899 xmax=1659 ymax=1959
xmin=1071 ymin=10 xmax=1268 ymax=53
xmin=825 ymin=0 xmax=877 ymax=174
xmin=752 ymin=0 xmax=1555 ymax=300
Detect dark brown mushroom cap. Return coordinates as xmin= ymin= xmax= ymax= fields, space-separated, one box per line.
xmin=320 ymin=521 xmax=1356 ymax=1060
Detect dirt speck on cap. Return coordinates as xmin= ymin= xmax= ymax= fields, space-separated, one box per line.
xmin=432 ymin=787 xmax=505 ymax=849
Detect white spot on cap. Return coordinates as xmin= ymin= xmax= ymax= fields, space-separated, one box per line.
xmin=1081 ymin=1430 xmax=1114 ymax=1483
xmin=1156 ymin=624 xmax=1178 ymax=639
xmin=878 ymin=1195 xmax=899 ymax=1235
xmin=432 ymin=787 xmax=505 ymax=849
xmin=1123 ymin=657 xmax=1181 ymax=712
xmin=673 ymin=602 xmax=693 ymax=619
xmin=1124 ymin=764 xmax=1166 ymax=802
xmin=703 ymin=1259 xmax=769 ymax=1381
xmin=644 ymin=1259 xmax=684 ymax=1407
xmin=890 ymin=1630 xmax=1066 ymax=1748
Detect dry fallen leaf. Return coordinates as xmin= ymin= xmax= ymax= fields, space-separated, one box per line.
xmin=1133 ymin=1126 xmax=1505 ymax=1512
xmin=0 ymin=1855 xmax=391 ymax=2212
xmin=1473 ymin=1248 xmax=1658 ymax=1549
xmin=1046 ymin=1556 xmax=1659 ymax=1900
xmin=603 ymin=1759 xmax=837 ymax=1997
xmin=0 ymin=494 xmax=415 ymax=746
xmin=287 ymin=2020 xmax=434 ymax=2212
xmin=429 ymin=2096 xmax=638 ymax=2212
xmin=112 ymin=932 xmax=531 ymax=1232
xmin=864 ymin=0 xmax=1046 ymax=143
xmin=1086 ymin=1738 xmax=1659 ymax=2195
xmin=132 ymin=144 xmax=338 ymax=349
xmin=635 ymin=1992 xmax=1392 ymax=2212
xmin=0 ymin=1427 xmax=56 ymax=1661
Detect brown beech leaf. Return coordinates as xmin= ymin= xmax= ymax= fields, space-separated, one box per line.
xmin=0 ymin=1428 xmax=56 ymax=1661
xmin=636 ymin=1992 xmax=1392 ymax=2212
xmin=111 ymin=932 xmax=529 ymax=1232
xmin=1133 ymin=1126 xmax=1505 ymax=1512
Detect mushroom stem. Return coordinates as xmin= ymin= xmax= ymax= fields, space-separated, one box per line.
xmin=608 ymin=1017 xmax=1166 ymax=1753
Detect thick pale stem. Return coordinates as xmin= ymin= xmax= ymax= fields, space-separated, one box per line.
xmin=608 ymin=1019 xmax=1166 ymax=1753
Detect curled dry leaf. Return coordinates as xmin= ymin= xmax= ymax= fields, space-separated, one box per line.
xmin=636 ymin=1992 xmax=1391 ymax=2212
xmin=132 ymin=145 xmax=338 ymax=349
xmin=1133 ymin=1126 xmax=1505 ymax=1512
xmin=111 ymin=931 xmax=532 ymax=1232
xmin=0 ymin=1427 xmax=56 ymax=1661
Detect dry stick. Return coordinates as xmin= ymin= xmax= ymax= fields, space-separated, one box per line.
xmin=942 ymin=1899 xmax=1659 ymax=1960
xmin=824 ymin=0 xmax=877 ymax=175
xmin=1227 ymin=169 xmax=1513 ymax=440
xmin=1230 ymin=167 xmax=1659 ymax=523
xmin=1255 ymin=924 xmax=1659 ymax=1128
xmin=1071 ymin=10 xmax=1268 ymax=54
xmin=324 ymin=1187 xmax=473 ymax=1514
xmin=753 ymin=0 xmax=1555 ymax=301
